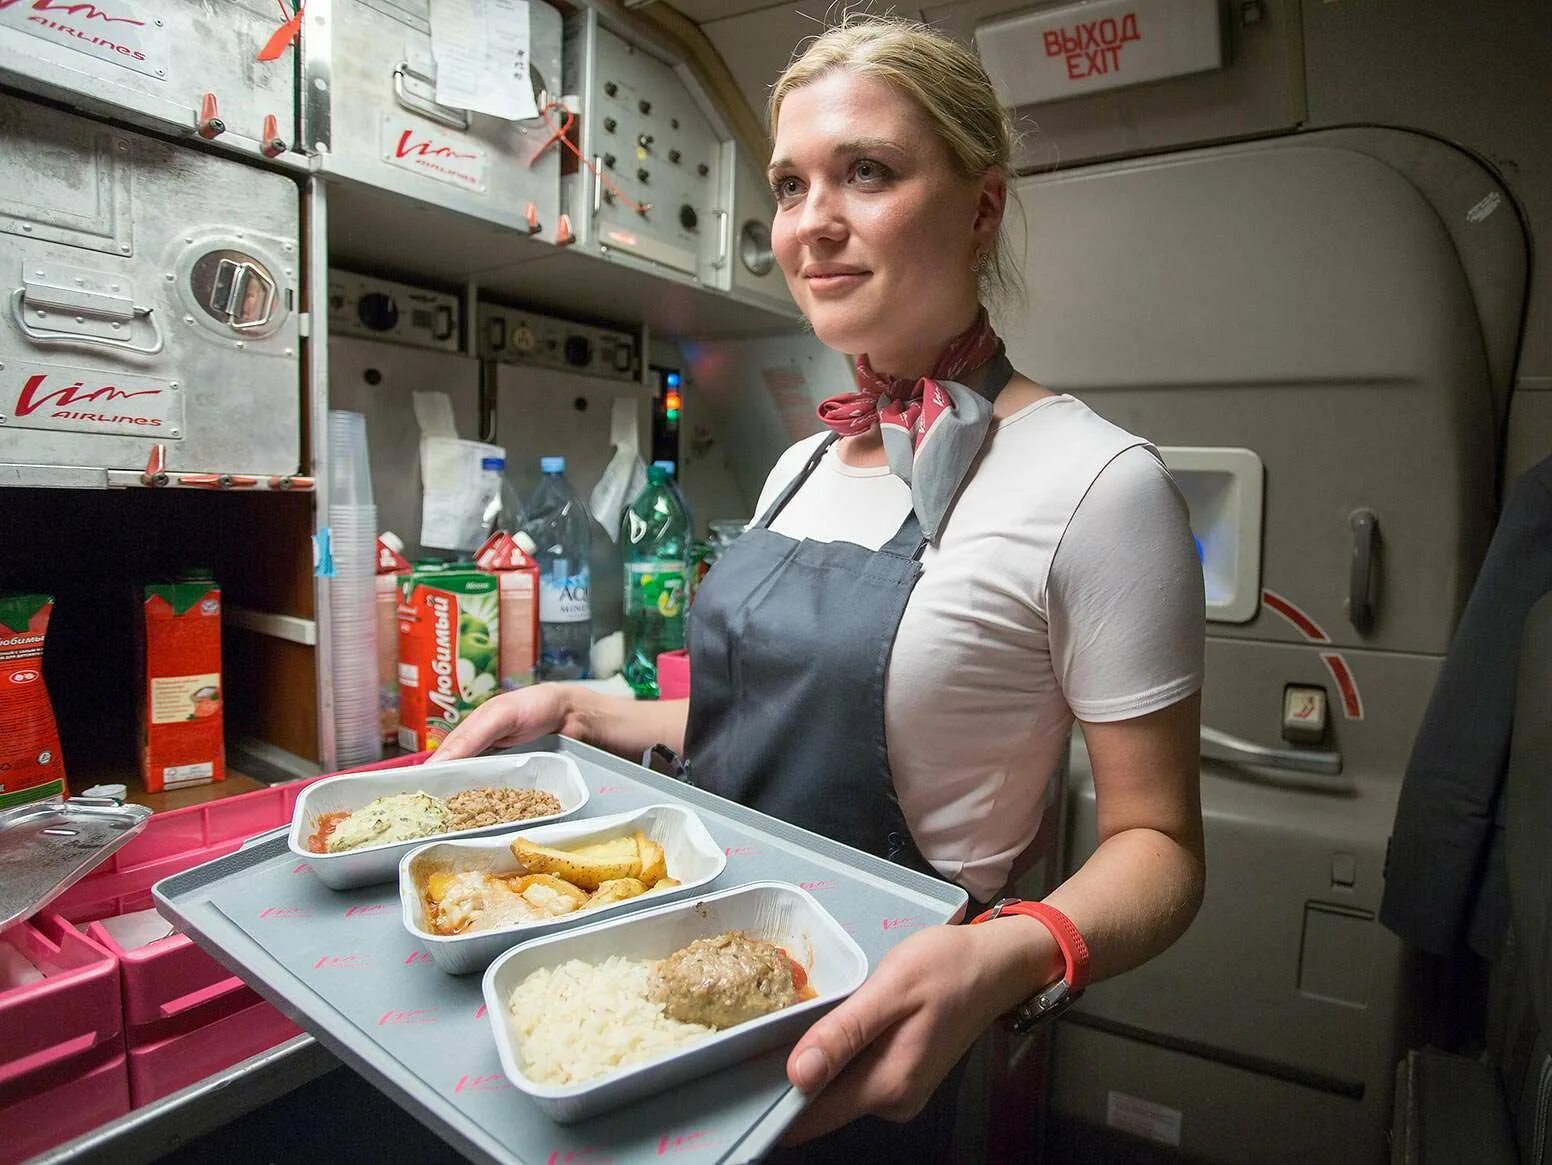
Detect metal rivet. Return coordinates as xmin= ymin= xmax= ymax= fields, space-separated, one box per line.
xmin=283 ymin=348 xmax=293 ymax=357
xmin=20 ymin=224 xmax=31 ymax=232
xmin=282 ymin=243 xmax=293 ymax=253
xmin=111 ymin=322 xmax=121 ymax=330
xmin=185 ymin=236 xmax=194 ymax=244
xmin=74 ymin=278 xmax=84 ymax=286
xmin=75 ymin=315 xmax=85 ymax=323
xmin=0 ymin=416 xmax=8 ymax=424
xmin=185 ymin=315 xmax=195 ymax=324
xmin=111 ymin=284 xmax=120 ymax=292
xmin=235 ymin=340 xmax=245 ymax=349
xmin=170 ymin=382 xmax=179 ymax=389
xmin=117 ymin=142 xmax=128 ymax=151
xmin=313 ymin=78 xmax=327 ymax=91
xmin=35 ymin=310 xmax=45 ymax=318
xmin=156 ymin=69 xmax=165 ymax=77
xmin=154 ymin=17 xmax=162 ymax=25
xmin=120 ymin=244 xmax=130 ymax=253
xmin=170 ymin=429 xmax=181 ymax=437
xmin=166 ymin=273 xmax=175 ymax=281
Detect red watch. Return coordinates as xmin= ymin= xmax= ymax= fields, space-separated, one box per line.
xmin=969 ymin=899 xmax=1091 ymax=1032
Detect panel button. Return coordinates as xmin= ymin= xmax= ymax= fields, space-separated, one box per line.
xmin=1282 ymin=685 xmax=1327 ymax=744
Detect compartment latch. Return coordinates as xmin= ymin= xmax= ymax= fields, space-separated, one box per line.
xmin=11 ymin=265 xmax=165 ymax=355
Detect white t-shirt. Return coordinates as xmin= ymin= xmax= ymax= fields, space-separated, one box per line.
xmin=753 ymin=393 xmax=1204 ymax=901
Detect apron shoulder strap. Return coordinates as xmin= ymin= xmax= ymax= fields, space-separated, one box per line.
xmin=753 ymin=433 xmax=839 ymax=529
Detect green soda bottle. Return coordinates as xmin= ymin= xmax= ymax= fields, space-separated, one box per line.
xmin=621 ymin=463 xmax=691 ymax=698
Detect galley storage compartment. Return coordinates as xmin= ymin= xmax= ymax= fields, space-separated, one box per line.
xmin=0 ymin=92 xmax=302 ymax=482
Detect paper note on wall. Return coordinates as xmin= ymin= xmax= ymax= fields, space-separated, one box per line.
xmin=429 ymin=0 xmax=537 ymax=121
xmin=414 ymin=389 xmax=506 ymax=551
xmin=761 ymin=366 xmax=822 ymax=441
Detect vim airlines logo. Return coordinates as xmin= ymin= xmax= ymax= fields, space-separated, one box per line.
xmin=14 ymin=372 xmax=164 ymax=427
xmin=393 ymin=129 xmax=476 ymax=162
xmin=0 ymin=0 xmax=144 ymax=24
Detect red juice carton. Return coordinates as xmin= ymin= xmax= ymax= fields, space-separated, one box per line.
xmin=474 ymin=531 xmax=540 ymax=691
xmin=397 ymin=564 xmax=499 ymax=752
xmin=0 ymin=592 xmax=68 ymax=809
xmin=377 ymin=535 xmax=411 ymax=744
xmin=137 ymin=572 xmax=224 ymax=792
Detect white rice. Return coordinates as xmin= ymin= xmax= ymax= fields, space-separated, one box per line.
xmin=507 ymin=956 xmax=714 ymax=1086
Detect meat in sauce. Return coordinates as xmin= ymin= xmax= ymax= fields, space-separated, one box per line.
xmin=648 ymin=931 xmax=800 ymax=1029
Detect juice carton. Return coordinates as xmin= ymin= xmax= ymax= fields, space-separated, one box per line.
xmin=137 ymin=571 xmax=224 ymax=792
xmin=376 ymin=534 xmax=411 ymax=743
xmin=474 ymin=531 xmax=540 ymax=691
xmin=0 ymin=592 xmax=67 ymax=809
xmin=396 ymin=563 xmax=500 ymax=752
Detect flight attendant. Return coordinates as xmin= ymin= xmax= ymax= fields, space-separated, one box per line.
xmin=439 ymin=16 xmax=1206 ymax=1158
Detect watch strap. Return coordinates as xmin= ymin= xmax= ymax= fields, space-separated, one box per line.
xmin=970 ymin=899 xmax=1092 ymax=1031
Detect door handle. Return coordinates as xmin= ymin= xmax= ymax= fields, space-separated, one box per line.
xmin=1347 ymin=509 xmax=1378 ymax=634
xmin=11 ymin=287 xmax=165 ymax=356
xmin=1201 ymin=725 xmax=1342 ymax=777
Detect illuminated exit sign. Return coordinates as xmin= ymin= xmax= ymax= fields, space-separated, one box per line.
xmin=975 ymin=0 xmax=1224 ymax=106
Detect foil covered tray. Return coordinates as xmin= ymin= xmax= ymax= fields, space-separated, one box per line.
xmin=153 ymin=736 xmax=968 ymax=1164
xmin=0 ymin=797 xmax=153 ymax=929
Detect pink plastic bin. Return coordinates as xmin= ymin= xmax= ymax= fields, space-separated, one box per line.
xmin=656 ymin=649 xmax=690 ymax=700
xmin=48 ymin=752 xmax=429 ymax=1105
xmin=0 ymin=912 xmax=129 ymax=1164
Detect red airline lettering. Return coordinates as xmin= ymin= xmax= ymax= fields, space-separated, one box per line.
xmin=15 ymin=373 xmax=161 ymax=418
xmin=394 ymin=129 xmax=476 ymax=162
xmin=0 ymin=0 xmax=145 ymax=23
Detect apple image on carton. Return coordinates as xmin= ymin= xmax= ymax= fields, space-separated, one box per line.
xmin=459 ymin=613 xmax=496 ymax=675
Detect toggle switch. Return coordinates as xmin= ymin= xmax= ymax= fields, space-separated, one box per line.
xmin=1282 ymin=684 xmax=1328 ymax=745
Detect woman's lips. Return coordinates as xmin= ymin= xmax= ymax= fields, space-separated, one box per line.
xmin=804 ymin=270 xmax=870 ymax=295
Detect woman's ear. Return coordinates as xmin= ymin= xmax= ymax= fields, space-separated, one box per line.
xmin=972 ymin=167 xmax=1008 ymax=253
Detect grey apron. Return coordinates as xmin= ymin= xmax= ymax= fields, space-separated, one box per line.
xmin=681 ymin=353 xmax=1014 ymax=1161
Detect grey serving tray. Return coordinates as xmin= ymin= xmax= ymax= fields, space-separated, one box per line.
xmin=152 ymin=736 xmax=969 ymax=1165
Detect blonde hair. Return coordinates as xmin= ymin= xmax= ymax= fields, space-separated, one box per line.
xmin=769 ymin=15 xmax=1023 ymax=302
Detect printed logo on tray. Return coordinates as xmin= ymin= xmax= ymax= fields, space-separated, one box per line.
xmin=0 ymin=0 xmax=166 ymax=80
xmin=882 ymin=916 xmax=926 ymax=932
xmin=404 ymin=950 xmax=433 ymax=966
xmin=258 ymin=906 xmax=312 ymax=920
xmin=547 ymin=1149 xmax=613 ymax=1165
xmin=343 ymin=904 xmax=393 ymax=918
xmin=312 ymin=954 xmax=371 ymax=970
xmin=596 ymin=784 xmax=628 ymax=796
xmin=453 ymin=1073 xmax=512 ymax=1094
xmin=378 ymin=1008 xmax=438 ymax=1026
xmin=4 ymin=360 xmax=183 ymax=439
xmin=656 ymin=1131 xmax=722 ymax=1156
xmin=473 ymin=1003 xmax=487 ymax=1020
xmin=381 ymin=116 xmax=487 ymax=193
xmin=798 ymin=880 xmax=838 ymax=893
xmin=723 ymin=845 xmax=759 ymax=858
xmin=291 ymin=863 xmax=314 ymax=875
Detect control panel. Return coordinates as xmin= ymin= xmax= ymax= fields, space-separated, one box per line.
xmin=565 ymin=15 xmax=730 ymax=282
xmin=327 ymin=270 xmax=460 ymax=351
xmin=478 ymin=304 xmax=640 ymax=383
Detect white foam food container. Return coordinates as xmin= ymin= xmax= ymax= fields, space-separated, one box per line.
xmin=481 ymin=881 xmax=868 ymax=1124
xmin=289 ymin=753 xmax=588 ymax=889
xmin=401 ymin=804 xmax=728 ymax=975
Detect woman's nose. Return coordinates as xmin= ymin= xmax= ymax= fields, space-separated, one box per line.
xmin=794 ymin=182 xmax=847 ymax=248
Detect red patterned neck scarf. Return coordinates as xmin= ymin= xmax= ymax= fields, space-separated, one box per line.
xmin=816 ymin=308 xmax=1002 ymax=449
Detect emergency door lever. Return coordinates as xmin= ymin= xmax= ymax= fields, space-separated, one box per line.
xmin=393 ymin=61 xmax=471 ymax=131
xmin=1200 ymin=725 xmax=1343 ymax=778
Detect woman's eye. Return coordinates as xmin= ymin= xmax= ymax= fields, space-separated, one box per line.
xmin=852 ymin=159 xmax=889 ymax=184
xmin=772 ymin=176 xmax=802 ymax=200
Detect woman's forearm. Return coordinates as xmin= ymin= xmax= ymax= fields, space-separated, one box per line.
xmin=1044 ymin=826 xmax=1206 ymax=982
xmin=558 ymin=687 xmax=690 ymax=761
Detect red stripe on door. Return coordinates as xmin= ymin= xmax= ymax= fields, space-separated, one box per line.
xmin=1261 ymin=589 xmax=1331 ymax=643
xmin=1320 ymin=653 xmax=1364 ymax=720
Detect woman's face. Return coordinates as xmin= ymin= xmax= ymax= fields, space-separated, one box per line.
xmin=768 ymin=70 xmax=1002 ymax=374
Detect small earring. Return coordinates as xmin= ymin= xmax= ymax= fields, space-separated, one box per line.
xmin=971 ymin=252 xmax=986 ymax=274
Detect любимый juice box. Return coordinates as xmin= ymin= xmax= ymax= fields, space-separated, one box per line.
xmin=396 ymin=564 xmax=500 ymax=752
xmin=0 ymin=592 xmax=67 ymax=809
xmin=138 ymin=573 xmax=225 ymax=793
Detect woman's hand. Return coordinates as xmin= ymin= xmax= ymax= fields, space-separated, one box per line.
xmin=781 ymin=915 xmax=1059 ymax=1144
xmin=432 ymin=684 xmax=579 ymax=761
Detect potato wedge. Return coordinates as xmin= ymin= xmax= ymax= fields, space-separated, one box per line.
xmin=636 ymin=832 xmax=667 ymax=884
xmin=587 ymin=877 xmax=649 ymax=908
xmin=515 ymin=873 xmax=589 ymax=913
xmin=424 ymin=870 xmax=458 ymax=904
xmin=651 ymin=876 xmax=681 ymax=891
xmin=510 ymin=835 xmax=641 ymax=890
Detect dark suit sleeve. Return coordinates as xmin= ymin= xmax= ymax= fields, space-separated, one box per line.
xmin=1379 ymin=455 xmax=1552 ymax=956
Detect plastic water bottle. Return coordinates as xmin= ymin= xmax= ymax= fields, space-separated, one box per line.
xmin=621 ymin=462 xmax=691 ymax=698
xmin=526 ymin=457 xmax=592 ymax=680
xmin=479 ymin=456 xmax=526 ymax=537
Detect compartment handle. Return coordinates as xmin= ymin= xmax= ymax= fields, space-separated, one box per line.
xmin=1347 ymin=508 xmax=1378 ymax=634
xmin=10 ymin=287 xmax=166 ymax=356
xmin=158 ymin=974 xmax=246 ymax=1019
xmin=393 ymin=61 xmax=471 ymax=132
xmin=0 ymin=1032 xmax=98 ymax=1086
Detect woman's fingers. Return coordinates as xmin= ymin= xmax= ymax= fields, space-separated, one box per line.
xmin=432 ymin=690 xmax=543 ymax=759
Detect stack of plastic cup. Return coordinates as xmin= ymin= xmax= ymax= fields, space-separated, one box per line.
xmin=327 ymin=410 xmax=383 ymax=768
